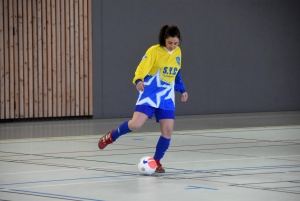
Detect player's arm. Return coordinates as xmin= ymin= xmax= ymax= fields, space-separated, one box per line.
xmin=174 ymin=70 xmax=186 ymax=93
xmin=132 ymin=48 xmax=155 ymax=86
xmin=175 ymin=70 xmax=188 ymax=102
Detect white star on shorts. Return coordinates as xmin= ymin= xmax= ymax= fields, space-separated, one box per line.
xmin=136 ymin=71 xmax=173 ymax=108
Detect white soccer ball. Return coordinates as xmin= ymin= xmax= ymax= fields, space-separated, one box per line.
xmin=138 ymin=156 xmax=157 ymax=175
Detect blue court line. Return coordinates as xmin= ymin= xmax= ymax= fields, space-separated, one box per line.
xmin=185 ymin=185 xmax=218 ymax=190
xmin=132 ymin=138 xmax=146 ymax=140
xmin=170 ymin=163 xmax=300 ymax=174
xmin=0 ymin=174 xmax=139 ymax=187
xmin=0 ymin=164 xmax=299 ymax=188
xmin=198 ymin=163 xmax=300 ymax=172
xmin=1 ymin=188 xmax=104 ymax=201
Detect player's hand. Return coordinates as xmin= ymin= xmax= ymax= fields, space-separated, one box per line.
xmin=181 ymin=92 xmax=188 ymax=102
xmin=136 ymin=81 xmax=145 ymax=92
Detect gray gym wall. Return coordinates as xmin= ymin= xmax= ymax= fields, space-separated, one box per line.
xmin=92 ymin=0 xmax=300 ymax=119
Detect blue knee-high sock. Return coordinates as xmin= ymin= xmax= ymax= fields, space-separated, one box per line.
xmin=153 ymin=136 xmax=171 ymax=160
xmin=111 ymin=121 xmax=132 ymax=141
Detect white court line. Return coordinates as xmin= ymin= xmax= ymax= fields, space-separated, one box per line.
xmin=2 ymin=163 xmax=300 ymax=190
xmin=0 ymin=168 xmax=77 ymax=176
xmin=1 ymin=113 xmax=299 ymax=129
xmin=1 ymin=155 xmax=300 ymax=176
xmin=177 ymin=125 xmax=300 ymax=133
xmin=162 ymin=155 xmax=300 ymax=165
xmin=0 ymin=177 xmax=154 ymax=190
xmin=1 ymin=125 xmax=300 ymax=143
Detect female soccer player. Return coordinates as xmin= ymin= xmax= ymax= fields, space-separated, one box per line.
xmin=98 ymin=24 xmax=188 ymax=173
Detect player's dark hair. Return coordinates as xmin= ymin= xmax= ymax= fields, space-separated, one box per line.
xmin=159 ymin=25 xmax=181 ymax=47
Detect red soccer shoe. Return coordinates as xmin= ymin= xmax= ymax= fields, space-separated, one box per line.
xmin=155 ymin=160 xmax=165 ymax=173
xmin=98 ymin=130 xmax=114 ymax=150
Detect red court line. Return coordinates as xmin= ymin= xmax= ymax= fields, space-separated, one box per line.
xmin=0 ymin=158 xmax=138 ymax=175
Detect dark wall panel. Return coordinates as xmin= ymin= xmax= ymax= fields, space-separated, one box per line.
xmin=92 ymin=0 xmax=300 ymax=119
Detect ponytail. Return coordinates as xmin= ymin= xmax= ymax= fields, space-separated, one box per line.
xmin=159 ymin=25 xmax=169 ymax=46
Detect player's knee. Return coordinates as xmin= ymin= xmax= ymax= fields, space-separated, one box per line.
xmin=161 ymin=127 xmax=173 ymax=138
xmin=128 ymin=120 xmax=143 ymax=130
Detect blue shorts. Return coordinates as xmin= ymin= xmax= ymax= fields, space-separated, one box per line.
xmin=135 ymin=105 xmax=175 ymax=122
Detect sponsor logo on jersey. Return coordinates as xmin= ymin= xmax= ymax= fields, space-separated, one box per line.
xmin=142 ymin=55 xmax=147 ymax=60
xmin=176 ymin=56 xmax=180 ymax=66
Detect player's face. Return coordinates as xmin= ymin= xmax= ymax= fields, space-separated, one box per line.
xmin=165 ymin=37 xmax=179 ymax=51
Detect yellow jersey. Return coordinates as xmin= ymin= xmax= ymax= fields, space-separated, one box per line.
xmin=133 ymin=44 xmax=186 ymax=110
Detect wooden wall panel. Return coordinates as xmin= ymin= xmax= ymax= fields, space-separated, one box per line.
xmin=32 ymin=0 xmax=38 ymax=117
xmin=0 ymin=0 xmax=93 ymax=120
xmin=65 ymin=0 xmax=70 ymax=116
xmin=74 ymin=0 xmax=79 ymax=116
xmin=51 ymin=0 xmax=56 ymax=117
xmin=69 ymin=0 xmax=75 ymax=116
xmin=28 ymin=0 xmax=33 ymax=118
xmin=13 ymin=0 xmax=19 ymax=118
xmin=4 ymin=0 xmax=9 ymax=119
xmin=0 ymin=0 xmax=4 ymax=119
xmin=17 ymin=0 xmax=24 ymax=118
xmin=83 ymin=0 xmax=88 ymax=115
xmin=42 ymin=0 xmax=47 ymax=117
xmin=79 ymin=0 xmax=83 ymax=116
xmin=56 ymin=0 xmax=61 ymax=117
xmin=88 ymin=0 xmax=92 ymax=115
xmin=9 ymin=0 xmax=14 ymax=119
xmin=37 ymin=0 xmax=43 ymax=117
xmin=60 ymin=0 xmax=66 ymax=117
xmin=46 ymin=0 xmax=52 ymax=117
xmin=23 ymin=0 xmax=28 ymax=118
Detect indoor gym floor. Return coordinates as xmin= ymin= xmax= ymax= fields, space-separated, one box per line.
xmin=0 ymin=111 xmax=300 ymax=201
